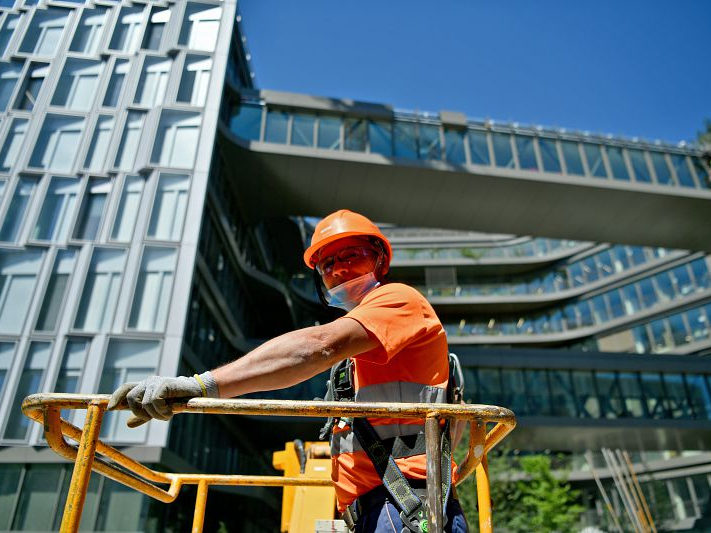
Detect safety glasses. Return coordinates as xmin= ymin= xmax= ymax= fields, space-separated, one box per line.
xmin=316 ymin=246 xmax=379 ymax=275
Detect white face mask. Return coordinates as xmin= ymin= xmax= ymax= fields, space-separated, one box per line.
xmin=326 ymin=272 xmax=380 ymax=311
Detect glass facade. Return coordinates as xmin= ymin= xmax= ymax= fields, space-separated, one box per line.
xmin=0 ymin=0 xmax=708 ymax=530
xmin=230 ymin=101 xmax=710 ymax=190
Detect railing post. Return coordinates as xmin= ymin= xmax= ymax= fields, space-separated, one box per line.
xmin=476 ymin=455 xmax=493 ymax=533
xmin=192 ymin=479 xmax=209 ymax=533
xmin=60 ymin=402 xmax=104 ymax=533
xmin=425 ymin=415 xmax=444 ymax=533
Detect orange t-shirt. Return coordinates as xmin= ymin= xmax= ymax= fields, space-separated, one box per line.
xmin=330 ymin=282 xmax=450 ymax=510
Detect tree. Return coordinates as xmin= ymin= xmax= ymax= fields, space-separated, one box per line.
xmin=455 ymin=444 xmax=585 ymax=532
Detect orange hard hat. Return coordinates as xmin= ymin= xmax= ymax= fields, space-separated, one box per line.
xmin=303 ymin=210 xmax=392 ymax=270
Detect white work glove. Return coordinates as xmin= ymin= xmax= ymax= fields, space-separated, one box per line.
xmin=107 ymin=372 xmax=219 ymax=428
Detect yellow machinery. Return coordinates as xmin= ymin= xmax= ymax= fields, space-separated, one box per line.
xmin=273 ymin=441 xmax=336 ymax=532
xmin=21 ymin=393 xmax=515 ymax=533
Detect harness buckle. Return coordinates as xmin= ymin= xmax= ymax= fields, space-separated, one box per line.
xmin=342 ymin=503 xmax=358 ymax=531
xmin=399 ymin=504 xmax=427 ymax=533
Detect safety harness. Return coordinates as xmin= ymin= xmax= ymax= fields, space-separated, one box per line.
xmin=320 ymin=353 xmax=465 ymax=532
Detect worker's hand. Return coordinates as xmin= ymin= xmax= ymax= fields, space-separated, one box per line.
xmin=107 ymin=374 xmax=214 ymax=428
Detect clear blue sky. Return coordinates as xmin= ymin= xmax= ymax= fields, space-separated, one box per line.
xmin=238 ymin=1 xmax=711 ymax=144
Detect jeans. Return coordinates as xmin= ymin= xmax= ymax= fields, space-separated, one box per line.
xmin=354 ymin=498 xmax=468 ymax=533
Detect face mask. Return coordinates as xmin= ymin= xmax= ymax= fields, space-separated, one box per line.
xmin=327 ymin=272 xmax=380 ymax=311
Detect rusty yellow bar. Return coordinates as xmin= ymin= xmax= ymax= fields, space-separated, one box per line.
xmin=425 ymin=416 xmax=444 ymax=533
xmin=21 ymin=392 xmax=516 ymax=531
xmin=455 ymin=419 xmax=487 ymax=484
xmin=60 ymin=403 xmax=103 ymax=533
xmin=476 ymin=455 xmax=493 ymax=533
xmin=192 ymin=480 xmax=209 ymax=533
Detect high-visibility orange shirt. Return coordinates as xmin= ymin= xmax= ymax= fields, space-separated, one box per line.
xmin=330 ymin=282 xmax=450 ymax=510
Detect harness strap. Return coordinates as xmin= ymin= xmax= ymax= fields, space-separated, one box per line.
xmin=351 ymin=417 xmax=452 ymax=532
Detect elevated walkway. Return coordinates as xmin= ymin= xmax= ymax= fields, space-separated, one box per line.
xmin=221 ymin=89 xmax=711 ymax=253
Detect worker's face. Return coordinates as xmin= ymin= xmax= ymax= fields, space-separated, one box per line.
xmin=317 ymin=237 xmax=381 ymax=290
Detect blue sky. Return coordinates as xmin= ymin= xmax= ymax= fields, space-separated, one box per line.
xmin=238 ymin=1 xmax=711 ymax=144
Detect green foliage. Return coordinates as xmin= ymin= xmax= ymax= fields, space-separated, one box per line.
xmin=455 ymin=443 xmax=584 ymax=532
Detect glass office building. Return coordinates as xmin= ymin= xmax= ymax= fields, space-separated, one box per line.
xmin=0 ymin=0 xmax=710 ymax=530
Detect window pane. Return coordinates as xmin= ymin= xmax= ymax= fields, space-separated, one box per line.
xmin=0 ymin=61 xmax=22 ymax=112
xmin=114 ymin=111 xmax=145 ymax=170
xmin=33 ymin=178 xmax=79 ymax=242
xmin=102 ymin=59 xmax=129 ymax=107
xmin=4 ymin=342 xmax=51 ymax=440
xmin=444 ymin=129 xmax=465 ymax=164
xmin=317 ymin=116 xmax=341 ymax=150
xmin=151 ymin=111 xmax=201 ymax=168
xmin=52 ymin=59 xmax=103 ymax=111
xmin=0 ymin=464 xmax=22 ymax=525
xmin=515 ymin=135 xmax=538 ymax=171
xmin=179 ymin=3 xmax=221 ymax=52
xmin=572 ymin=370 xmax=600 ymax=418
xmin=0 ymin=118 xmax=28 ymax=172
xmin=344 ymin=118 xmax=367 ymax=152
xmin=686 ymin=307 xmax=710 ymax=341
xmin=692 ymin=157 xmax=710 ymax=189
xmin=618 ymin=373 xmax=645 ymax=417
xmin=650 ymin=319 xmax=671 ymax=352
xmin=663 ymin=374 xmax=692 ymax=419
xmin=0 ymin=250 xmax=42 ymax=334
xmin=108 ymin=6 xmax=144 ymax=53
xmin=638 ymin=278 xmax=659 ymax=308
xmin=147 ymin=174 xmax=189 ymax=240
xmin=467 ymin=130 xmax=490 ymax=165
xmin=176 ymin=55 xmax=211 ymax=106
xmin=0 ymin=15 xmax=22 ymax=57
xmin=84 ymin=115 xmax=115 ymax=171
xmin=54 ymin=339 xmax=88 ymax=394
xmin=393 ymin=122 xmax=417 ymax=159
xmin=561 ymin=140 xmax=584 ymax=175
xmin=539 ymin=139 xmax=561 ymax=173
xmin=129 ymin=247 xmax=177 ymax=331
xmin=0 ymin=177 xmax=36 ymax=242
xmin=30 ymin=115 xmax=85 ymax=173
xmin=142 ymin=7 xmax=170 ymax=51
xmin=13 ymin=62 xmax=48 ymax=111
xmin=0 ymin=343 xmax=14 ymax=401
xmin=650 ymin=152 xmax=673 ymax=185
xmin=72 ymin=179 xmax=110 ymax=240
xmin=492 ymin=132 xmax=514 ymax=168
xmin=134 ymin=56 xmax=171 ymax=107
xmin=686 ymin=375 xmax=711 ymax=420
xmin=19 ymin=8 xmax=68 ymax=56
xmin=368 ymin=121 xmax=392 ymax=156
xmin=418 ymin=124 xmax=441 ymax=160
xmin=290 ymin=114 xmax=315 ymax=147
xmin=69 ymin=8 xmax=107 ymax=55
xmin=549 ymin=370 xmax=576 ymax=416
xmin=628 ymin=149 xmax=652 ymax=183
xmin=35 ymin=249 xmax=76 ymax=331
xmin=264 ymin=109 xmax=289 ymax=144
xmin=670 ymin=154 xmax=696 ymax=188
xmin=691 ymin=258 xmax=711 ymax=289
xmin=606 ymin=146 xmax=629 ymax=181
xmin=230 ymin=103 xmax=262 ymax=141
xmin=583 ymin=143 xmax=607 ymax=178
xmin=111 ymin=175 xmax=144 ymax=241
xmin=668 ymin=314 xmax=689 ymax=347
xmin=655 ymin=271 xmax=675 ymax=302
xmin=11 ymin=464 xmax=61 ymax=530
xmin=74 ymin=248 xmax=126 ymax=331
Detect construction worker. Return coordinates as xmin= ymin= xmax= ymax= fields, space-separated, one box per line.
xmin=108 ymin=209 xmax=468 ymax=532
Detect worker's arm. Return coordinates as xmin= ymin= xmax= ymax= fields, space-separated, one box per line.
xmin=108 ymin=318 xmax=378 ymax=425
xmin=212 ymin=317 xmax=377 ymax=397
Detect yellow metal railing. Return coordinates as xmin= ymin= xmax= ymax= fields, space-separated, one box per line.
xmin=22 ymin=393 xmax=516 ymax=533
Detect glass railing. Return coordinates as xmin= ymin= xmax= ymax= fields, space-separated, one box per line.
xmin=596 ymin=302 xmax=711 ymax=354
xmin=444 ymin=257 xmax=711 ymax=339
xmin=467 ymin=366 xmax=711 ymax=420
xmin=228 ymin=100 xmax=711 ymax=191
xmin=392 ymin=237 xmax=582 ymax=262
xmin=418 ymin=245 xmax=674 ymax=298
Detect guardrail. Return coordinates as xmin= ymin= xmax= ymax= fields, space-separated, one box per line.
xmin=22 ymin=393 xmax=516 ymax=533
